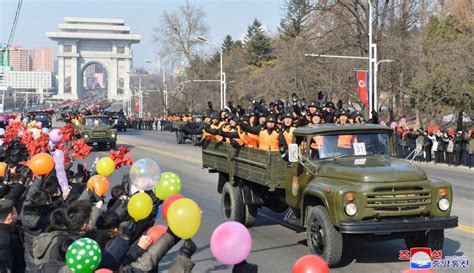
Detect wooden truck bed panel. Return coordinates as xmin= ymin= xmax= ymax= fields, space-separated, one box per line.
xmin=202 ymin=140 xmax=288 ymax=190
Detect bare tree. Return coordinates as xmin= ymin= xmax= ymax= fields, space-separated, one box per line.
xmin=153 ymin=0 xmax=209 ymax=77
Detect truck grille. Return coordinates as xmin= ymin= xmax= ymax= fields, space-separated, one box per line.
xmin=92 ymin=131 xmax=107 ymax=137
xmin=366 ymin=186 xmax=431 ymax=212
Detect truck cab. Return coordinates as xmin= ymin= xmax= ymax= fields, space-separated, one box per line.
xmin=76 ymin=115 xmax=117 ymax=150
xmin=202 ymin=124 xmax=458 ymax=267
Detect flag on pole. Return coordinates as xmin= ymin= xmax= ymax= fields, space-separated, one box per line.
xmin=135 ymin=97 xmax=139 ymax=113
xmin=355 ymin=70 xmax=369 ymax=107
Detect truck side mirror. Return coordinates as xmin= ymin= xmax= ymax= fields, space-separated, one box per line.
xmin=288 ymin=143 xmax=298 ymax=163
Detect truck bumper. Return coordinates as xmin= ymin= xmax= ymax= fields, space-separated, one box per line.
xmin=339 ymin=216 xmax=458 ymax=234
xmin=86 ymin=138 xmax=115 ymax=144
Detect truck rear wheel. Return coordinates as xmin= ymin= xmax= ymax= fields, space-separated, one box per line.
xmin=306 ymin=206 xmax=343 ymax=267
xmin=244 ymin=205 xmax=258 ymax=227
xmin=404 ymin=229 xmax=444 ymax=251
xmin=221 ymin=183 xmax=244 ymax=223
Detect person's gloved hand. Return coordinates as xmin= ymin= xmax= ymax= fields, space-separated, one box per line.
xmin=89 ymin=189 xmax=104 ymax=204
xmin=318 ymin=91 xmax=324 ymax=101
xmin=232 ymin=260 xmax=258 ymax=273
xmin=207 ymin=101 xmax=213 ymax=110
xmin=279 ymin=146 xmax=286 ymax=155
xmin=292 ymin=93 xmax=298 ymax=103
xmin=18 ymin=165 xmax=32 ymax=185
xmin=179 ymin=239 xmax=197 ymax=259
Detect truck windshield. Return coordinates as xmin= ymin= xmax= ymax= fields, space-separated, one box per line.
xmin=34 ymin=114 xmax=49 ymax=120
xmin=84 ymin=117 xmax=109 ymax=126
xmin=309 ymin=132 xmax=390 ymax=159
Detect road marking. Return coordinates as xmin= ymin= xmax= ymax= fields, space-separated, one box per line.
xmin=119 ymin=140 xmax=202 ymax=165
xmin=457 ymin=224 xmax=474 ymax=234
xmin=119 ymin=139 xmax=474 ymax=235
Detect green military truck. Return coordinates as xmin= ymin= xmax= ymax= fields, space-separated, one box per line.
xmin=202 ymin=124 xmax=458 ymax=266
xmin=172 ymin=115 xmax=203 ymax=145
xmin=76 ymin=115 xmax=117 ymax=150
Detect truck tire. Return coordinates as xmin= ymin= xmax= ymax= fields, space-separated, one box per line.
xmin=221 ymin=183 xmax=244 ymax=223
xmin=404 ymin=229 xmax=444 ymax=251
xmin=244 ymin=205 xmax=258 ymax=227
xmin=110 ymin=142 xmax=117 ymax=150
xmin=306 ymin=206 xmax=343 ymax=267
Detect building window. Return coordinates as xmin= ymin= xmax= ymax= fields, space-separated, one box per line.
xmin=117 ymin=47 xmax=125 ymax=54
xmin=64 ymin=45 xmax=72 ymax=53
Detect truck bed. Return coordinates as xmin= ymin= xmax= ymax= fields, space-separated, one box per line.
xmin=202 ymin=140 xmax=289 ymax=191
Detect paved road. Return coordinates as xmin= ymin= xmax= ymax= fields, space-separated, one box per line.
xmin=88 ymin=129 xmax=473 ymax=273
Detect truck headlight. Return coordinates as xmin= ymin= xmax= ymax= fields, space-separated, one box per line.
xmin=438 ymin=198 xmax=450 ymax=211
xmin=84 ymin=134 xmax=89 ymax=138
xmin=111 ymin=132 xmax=116 ymax=138
xmin=344 ymin=202 xmax=358 ymax=216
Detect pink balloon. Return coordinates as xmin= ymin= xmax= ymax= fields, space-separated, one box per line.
xmin=49 ymin=129 xmax=63 ymax=142
xmin=95 ymin=269 xmax=113 ymax=273
xmin=210 ymin=221 xmax=252 ymax=265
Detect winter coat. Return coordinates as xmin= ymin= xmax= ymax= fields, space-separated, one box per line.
xmin=428 ymin=135 xmax=438 ymax=152
xmin=469 ymin=138 xmax=474 ymax=154
xmin=0 ymin=223 xmax=25 ymax=273
xmin=454 ymin=135 xmax=463 ymax=152
xmin=20 ymin=203 xmax=55 ymax=273
xmin=32 ymin=230 xmax=71 ymax=272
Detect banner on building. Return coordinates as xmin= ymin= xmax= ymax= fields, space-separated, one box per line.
xmin=355 ymin=70 xmax=369 ymax=107
xmin=135 ymin=97 xmax=139 ymax=113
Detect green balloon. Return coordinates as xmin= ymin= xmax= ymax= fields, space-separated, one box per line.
xmin=66 ymin=238 xmax=102 ymax=273
xmin=155 ymin=172 xmax=182 ymax=200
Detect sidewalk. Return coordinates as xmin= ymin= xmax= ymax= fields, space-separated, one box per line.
xmin=409 ymin=160 xmax=474 ymax=173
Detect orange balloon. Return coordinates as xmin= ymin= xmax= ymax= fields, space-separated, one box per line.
xmin=0 ymin=162 xmax=7 ymax=177
xmin=29 ymin=153 xmax=55 ymax=175
xmin=87 ymin=175 xmax=110 ymax=197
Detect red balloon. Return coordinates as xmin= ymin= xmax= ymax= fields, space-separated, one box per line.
xmin=146 ymin=225 xmax=167 ymax=244
xmin=292 ymin=255 xmax=330 ymax=273
xmin=162 ymin=194 xmax=184 ymax=222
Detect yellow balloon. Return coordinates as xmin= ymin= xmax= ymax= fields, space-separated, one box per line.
xmin=96 ymin=157 xmax=116 ymax=176
xmin=167 ymin=198 xmax=201 ymax=239
xmin=127 ymin=192 xmax=153 ymax=221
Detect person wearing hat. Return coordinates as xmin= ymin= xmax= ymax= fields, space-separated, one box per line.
xmin=220 ymin=114 xmax=244 ymax=146
xmin=322 ymin=101 xmax=336 ymax=123
xmin=240 ymin=115 xmax=282 ymax=151
xmin=350 ymin=111 xmax=365 ymax=125
xmin=279 ymin=111 xmax=297 ymax=148
xmin=309 ymin=112 xmax=324 ymax=126
xmin=335 ymin=109 xmax=350 ymax=125
xmin=0 ymin=181 xmax=26 ymax=273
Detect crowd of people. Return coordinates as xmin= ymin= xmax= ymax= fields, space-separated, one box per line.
xmin=152 ymin=93 xmax=473 ymax=168
xmin=392 ymin=122 xmax=474 ymax=168
xmin=0 ymin=115 xmax=265 ymax=273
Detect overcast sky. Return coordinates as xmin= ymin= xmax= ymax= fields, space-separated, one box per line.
xmin=0 ymin=0 xmax=282 ymax=69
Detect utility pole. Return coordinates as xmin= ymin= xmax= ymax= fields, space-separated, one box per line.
xmin=163 ymin=70 xmax=168 ymax=115
xmin=138 ymin=75 xmax=143 ymax=118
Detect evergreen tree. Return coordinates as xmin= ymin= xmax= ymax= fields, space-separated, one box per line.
xmin=222 ymin=35 xmax=235 ymax=54
xmin=279 ymin=0 xmax=312 ymax=39
xmin=244 ymin=19 xmax=274 ymax=67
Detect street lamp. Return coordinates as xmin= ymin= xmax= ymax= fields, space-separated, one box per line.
xmin=127 ymin=71 xmax=143 ymax=118
xmin=374 ymin=59 xmax=394 ymax=114
xmin=195 ymin=36 xmax=225 ymax=109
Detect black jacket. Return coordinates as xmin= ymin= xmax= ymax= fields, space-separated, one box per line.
xmin=0 ymin=223 xmax=25 ymax=273
xmin=20 ymin=203 xmax=55 ymax=273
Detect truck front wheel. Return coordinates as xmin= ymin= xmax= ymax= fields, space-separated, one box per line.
xmin=244 ymin=205 xmax=258 ymax=227
xmin=404 ymin=229 xmax=444 ymax=251
xmin=221 ymin=183 xmax=244 ymax=223
xmin=306 ymin=206 xmax=343 ymax=267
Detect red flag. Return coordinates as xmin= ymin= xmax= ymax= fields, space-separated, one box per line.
xmin=355 ymin=70 xmax=369 ymax=107
xmin=135 ymin=97 xmax=139 ymax=113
